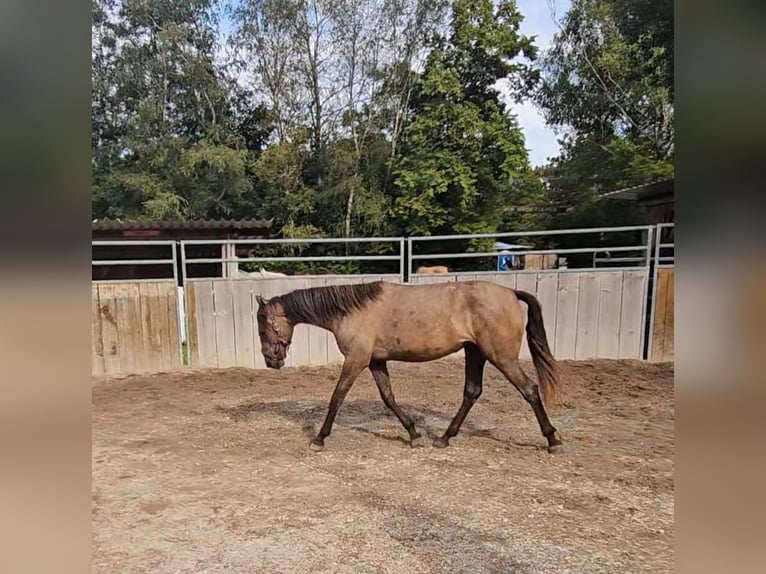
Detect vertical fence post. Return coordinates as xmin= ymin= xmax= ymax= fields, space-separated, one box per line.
xmin=639 ymin=225 xmax=654 ymax=359
xmin=180 ymin=241 xmax=190 ymax=366
xmin=647 ymin=224 xmax=665 ymax=361
xmin=399 ymin=237 xmax=405 ymax=282
xmin=171 ymin=241 xmax=184 ymax=365
xmin=407 ymin=237 xmax=413 ymax=282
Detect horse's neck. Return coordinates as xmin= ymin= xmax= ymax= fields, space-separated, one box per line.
xmin=287 ymin=313 xmax=334 ymax=333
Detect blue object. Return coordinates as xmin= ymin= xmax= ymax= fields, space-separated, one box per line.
xmin=497 ymin=253 xmax=513 ymax=272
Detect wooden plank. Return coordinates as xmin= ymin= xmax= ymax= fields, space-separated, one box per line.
xmin=490 ymin=272 xmax=517 ymax=291
xmin=661 ymin=269 xmax=675 ymax=361
xmin=575 ymin=272 xmax=600 ymax=360
xmin=185 ymin=283 xmax=200 ymax=367
xmin=97 ymin=284 xmax=121 ymax=374
xmin=618 ymin=271 xmax=647 ymax=359
xmin=232 ymin=280 xmax=256 ymax=368
xmin=554 ymin=273 xmax=580 ymax=360
xmin=651 ymin=268 xmax=670 ymax=361
xmin=113 ymin=283 xmax=142 ymax=373
xmin=213 ymin=280 xmax=237 ymax=368
xmin=153 ymin=283 xmax=173 ymax=370
xmin=194 ymin=281 xmax=218 ymax=368
xmin=536 ymin=272 xmax=559 ymax=356
xmin=138 ymin=282 xmax=162 ymax=373
xmin=596 ymin=272 xmax=624 ymax=359
xmin=162 ymin=282 xmax=182 ymax=369
xmin=515 ymin=273 xmax=538 ymax=360
xmin=456 ymin=274 xmax=478 ymax=282
xmin=91 ymin=284 xmax=104 ymax=376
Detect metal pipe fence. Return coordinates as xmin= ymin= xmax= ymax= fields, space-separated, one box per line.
xmin=407 ymin=225 xmax=655 ymax=276
xmin=179 ymin=236 xmax=407 ymax=281
xmin=91 ymin=223 xmax=673 ymax=372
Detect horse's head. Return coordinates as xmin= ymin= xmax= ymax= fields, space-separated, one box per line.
xmin=255 ymin=295 xmax=294 ymax=369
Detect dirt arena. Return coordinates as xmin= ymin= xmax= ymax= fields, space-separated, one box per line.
xmin=92 ymin=358 xmax=674 ymax=573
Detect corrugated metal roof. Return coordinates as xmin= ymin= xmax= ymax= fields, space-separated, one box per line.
xmin=600 ymin=179 xmax=674 ymax=200
xmin=92 ymin=218 xmax=274 ymax=231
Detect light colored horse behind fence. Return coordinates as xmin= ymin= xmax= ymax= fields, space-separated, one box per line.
xmin=415 ymin=265 xmax=450 ymax=274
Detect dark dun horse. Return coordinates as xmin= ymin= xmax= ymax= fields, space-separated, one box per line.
xmin=255 ymin=281 xmax=563 ymax=454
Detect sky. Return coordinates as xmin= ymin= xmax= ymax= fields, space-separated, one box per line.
xmin=510 ymin=0 xmax=570 ymax=167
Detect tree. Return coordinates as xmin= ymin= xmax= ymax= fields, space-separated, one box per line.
xmin=391 ymin=0 xmax=541 ymax=236
xmin=535 ymin=0 xmax=673 ymax=228
xmin=92 ymin=0 xmax=265 ymax=220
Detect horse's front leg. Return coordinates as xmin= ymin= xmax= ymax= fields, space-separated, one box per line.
xmin=310 ymin=359 xmax=366 ymax=451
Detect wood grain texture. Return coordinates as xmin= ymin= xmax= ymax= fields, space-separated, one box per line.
xmin=596 ymin=272 xmax=624 ymax=359
xmin=91 ymin=284 xmax=104 ymax=375
xmin=164 ymin=282 xmax=182 ymax=369
xmin=113 ymin=283 xmax=142 ymax=372
xmin=185 ymin=282 xmax=200 ymax=367
xmin=138 ymin=282 xmax=161 ymax=373
xmin=554 ymin=273 xmax=580 ymax=360
xmin=193 ymin=281 xmax=218 ymax=368
xmin=661 ymin=269 xmax=674 ymax=361
xmin=651 ymin=269 xmax=670 ymax=361
xmin=536 ymin=272 xmax=559 ymax=356
xmin=232 ymin=280 xmax=256 ymax=368
xmin=97 ymin=284 xmax=121 ymax=374
xmin=575 ymin=273 xmax=600 ymax=360
xmin=213 ymin=280 xmax=237 ymax=368
xmin=618 ymin=271 xmax=647 ymax=359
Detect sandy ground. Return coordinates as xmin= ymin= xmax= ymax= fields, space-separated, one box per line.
xmin=92 ymin=358 xmax=674 ymax=573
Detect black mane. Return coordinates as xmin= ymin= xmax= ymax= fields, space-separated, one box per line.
xmin=276 ymin=282 xmax=384 ymax=325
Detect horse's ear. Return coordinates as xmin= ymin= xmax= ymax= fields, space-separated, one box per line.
xmin=256 ymin=294 xmax=266 ymax=306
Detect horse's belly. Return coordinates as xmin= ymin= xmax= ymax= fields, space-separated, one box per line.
xmin=372 ymin=341 xmax=465 ymax=362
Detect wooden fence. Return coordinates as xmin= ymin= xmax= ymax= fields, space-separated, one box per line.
xmin=92 ymin=281 xmax=182 ymax=375
xmin=185 ymin=275 xmax=400 ymax=369
xmin=650 ymin=267 xmax=675 ymax=362
xmin=183 ymin=269 xmax=648 ymax=370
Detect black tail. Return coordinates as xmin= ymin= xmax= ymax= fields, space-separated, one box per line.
xmin=514 ymin=290 xmax=559 ymax=404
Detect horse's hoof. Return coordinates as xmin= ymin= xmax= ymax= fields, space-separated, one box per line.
xmin=410 ymin=435 xmax=428 ymax=448
xmin=548 ymin=443 xmax=564 ymax=454
xmin=309 ymin=440 xmax=324 ymax=452
xmin=432 ymin=437 xmax=450 ymax=449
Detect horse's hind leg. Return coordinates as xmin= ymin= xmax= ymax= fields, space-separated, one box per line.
xmin=433 ymin=343 xmax=486 ymax=448
xmin=370 ymin=361 xmax=426 ymax=448
xmin=492 ymin=358 xmax=563 ymax=453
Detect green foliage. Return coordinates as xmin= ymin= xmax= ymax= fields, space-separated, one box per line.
xmin=392 ymin=0 xmax=543 ymax=237
xmin=92 ymin=0 xmax=672 ymax=253
xmin=534 ymin=0 xmax=673 ymax=231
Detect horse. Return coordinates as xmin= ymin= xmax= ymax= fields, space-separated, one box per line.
xmin=255 ymin=281 xmax=563 ymax=454
xmin=239 ymin=268 xmax=287 ymax=278
xmin=416 ymin=265 xmax=449 ymax=273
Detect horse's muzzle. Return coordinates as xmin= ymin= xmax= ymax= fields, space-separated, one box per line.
xmin=265 ymin=357 xmax=285 ymax=369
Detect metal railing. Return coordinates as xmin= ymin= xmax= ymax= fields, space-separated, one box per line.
xmin=407 ymin=225 xmax=655 ymax=276
xmin=179 ymin=236 xmax=407 ymax=283
xmin=92 ymin=240 xmax=179 ymax=283
xmin=654 ymin=222 xmax=675 ymax=266
xmin=91 ymin=223 xmax=674 ymax=369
